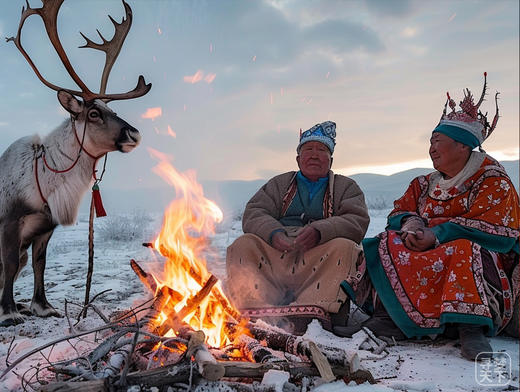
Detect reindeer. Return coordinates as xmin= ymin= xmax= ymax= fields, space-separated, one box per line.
xmin=0 ymin=0 xmax=151 ymax=326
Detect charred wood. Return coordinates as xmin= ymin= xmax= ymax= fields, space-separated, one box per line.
xmin=235 ymin=335 xmax=286 ymax=364
xmin=243 ymin=322 xmax=362 ymax=372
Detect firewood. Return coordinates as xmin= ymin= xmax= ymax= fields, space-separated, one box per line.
xmin=41 ymin=359 xmax=364 ymax=390
xmin=100 ymin=342 xmax=133 ymax=378
xmin=130 ymin=258 xmax=157 ymax=293
xmin=308 ymin=341 xmax=335 ymax=382
xmin=156 ymin=274 xmax=218 ymax=336
xmin=130 ymin=259 xmax=184 ymax=302
xmin=39 ymin=380 xmax=108 ymax=392
xmin=133 ymin=258 xmax=241 ymax=322
xmin=236 ymin=335 xmax=286 ymax=364
xmin=139 ymin=285 xmax=171 ymax=333
xmin=186 ymin=330 xmax=225 ymax=381
xmin=123 ymin=360 xmax=354 ymax=385
xmin=244 ymin=322 xmax=363 ymax=373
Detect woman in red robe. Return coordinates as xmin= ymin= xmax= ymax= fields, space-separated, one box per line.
xmin=339 ymin=74 xmax=519 ymax=361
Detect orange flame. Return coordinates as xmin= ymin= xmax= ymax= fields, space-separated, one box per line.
xmin=147 ymin=148 xmax=238 ymax=347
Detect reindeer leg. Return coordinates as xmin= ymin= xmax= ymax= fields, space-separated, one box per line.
xmin=0 ymin=225 xmax=25 ymax=326
xmin=30 ymin=230 xmax=62 ymax=318
xmin=15 ymin=250 xmax=32 ymax=316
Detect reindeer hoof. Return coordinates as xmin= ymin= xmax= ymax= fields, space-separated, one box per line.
xmin=16 ymin=303 xmax=33 ymax=316
xmin=0 ymin=312 xmax=25 ymax=327
xmin=30 ymin=302 xmax=63 ymax=318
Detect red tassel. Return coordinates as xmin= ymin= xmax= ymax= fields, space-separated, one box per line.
xmin=92 ymin=184 xmax=107 ymax=217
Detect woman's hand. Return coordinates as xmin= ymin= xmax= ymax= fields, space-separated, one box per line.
xmin=401 ymin=227 xmax=437 ymax=251
xmin=401 ymin=216 xmax=426 ymax=233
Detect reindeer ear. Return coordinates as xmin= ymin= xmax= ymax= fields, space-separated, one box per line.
xmin=57 ymin=90 xmax=83 ymax=116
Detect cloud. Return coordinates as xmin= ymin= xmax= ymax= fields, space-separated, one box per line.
xmin=0 ymin=122 xmax=8 ymax=127
xmin=364 ymin=0 xmax=413 ymax=17
xmin=401 ymin=27 xmax=417 ymax=38
xmin=256 ymin=129 xmax=296 ymax=152
xmin=302 ymin=19 xmax=384 ymax=53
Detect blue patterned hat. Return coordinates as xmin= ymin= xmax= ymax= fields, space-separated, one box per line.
xmin=297 ymin=121 xmax=336 ymax=154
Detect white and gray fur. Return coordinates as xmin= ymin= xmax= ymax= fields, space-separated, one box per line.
xmin=0 ymin=90 xmax=141 ymax=326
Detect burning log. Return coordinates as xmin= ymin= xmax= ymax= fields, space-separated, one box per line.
xmin=139 ymin=285 xmax=171 ymax=333
xmin=130 ymin=259 xmax=184 ymax=303
xmin=132 ymin=258 xmax=241 ymax=323
xmin=130 ymin=259 xmax=157 ymax=293
xmin=155 ymin=274 xmax=218 ymax=336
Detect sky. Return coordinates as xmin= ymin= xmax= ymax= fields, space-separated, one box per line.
xmin=0 ymin=0 xmax=518 ymax=191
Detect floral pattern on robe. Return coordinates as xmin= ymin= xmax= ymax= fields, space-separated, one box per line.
xmin=364 ymin=155 xmax=519 ymax=337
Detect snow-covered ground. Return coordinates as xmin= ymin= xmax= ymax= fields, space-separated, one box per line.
xmin=0 ymin=209 xmax=518 ymax=392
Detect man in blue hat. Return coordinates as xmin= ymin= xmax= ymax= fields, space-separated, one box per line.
xmin=225 ymin=121 xmax=370 ymax=334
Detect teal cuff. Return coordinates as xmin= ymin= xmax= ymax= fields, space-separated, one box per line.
xmin=431 ymin=222 xmax=517 ymax=253
xmin=387 ymin=213 xmax=413 ymax=230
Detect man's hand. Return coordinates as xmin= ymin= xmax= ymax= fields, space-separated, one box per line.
xmin=293 ymin=226 xmax=320 ymax=253
xmin=401 ymin=228 xmax=437 ymax=252
xmin=272 ymin=231 xmax=294 ymax=252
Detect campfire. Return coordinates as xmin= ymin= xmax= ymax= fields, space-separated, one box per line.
xmin=137 ymin=148 xmax=241 ymax=349
xmin=1 ymin=152 xmax=376 ymax=391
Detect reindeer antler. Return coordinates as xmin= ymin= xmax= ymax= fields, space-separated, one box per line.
xmin=6 ymin=0 xmax=150 ymax=102
xmin=79 ymin=0 xmax=150 ymax=101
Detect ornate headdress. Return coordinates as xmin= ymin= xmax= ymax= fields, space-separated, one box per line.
xmin=297 ymin=121 xmax=336 ymax=154
xmin=434 ymin=72 xmax=499 ymax=148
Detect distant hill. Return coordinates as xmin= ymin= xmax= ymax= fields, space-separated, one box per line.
xmin=88 ymin=160 xmax=518 ymax=215
xmin=351 ymin=160 xmax=518 ymax=209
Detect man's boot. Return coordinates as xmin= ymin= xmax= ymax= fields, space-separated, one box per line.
xmin=330 ymin=299 xmax=350 ymax=328
xmin=333 ymin=298 xmax=406 ymax=340
xmin=458 ymin=323 xmax=493 ymax=361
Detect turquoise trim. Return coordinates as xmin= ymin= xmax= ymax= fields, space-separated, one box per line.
xmin=340 ymin=280 xmax=356 ymax=302
xmin=363 ymin=236 xmax=495 ymax=338
xmin=433 ymin=124 xmax=480 ymax=148
xmin=386 ymin=213 xmax=412 ymax=230
xmin=431 ymin=222 xmax=518 ymax=254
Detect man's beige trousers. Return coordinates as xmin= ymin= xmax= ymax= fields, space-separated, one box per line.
xmin=225 ymin=233 xmax=361 ymax=313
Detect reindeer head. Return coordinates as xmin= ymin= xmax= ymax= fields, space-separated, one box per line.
xmin=7 ymin=0 xmax=151 ymax=156
xmin=58 ymin=91 xmax=142 ymax=155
